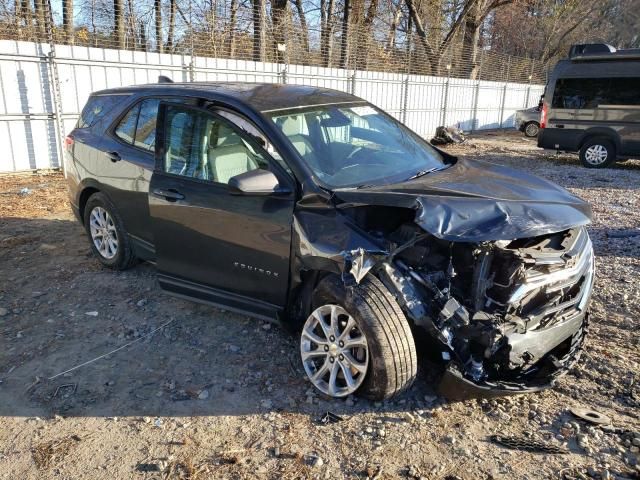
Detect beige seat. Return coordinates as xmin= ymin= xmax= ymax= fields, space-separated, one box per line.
xmin=278 ymin=116 xmax=320 ymax=169
xmin=208 ymin=124 xmax=258 ymax=184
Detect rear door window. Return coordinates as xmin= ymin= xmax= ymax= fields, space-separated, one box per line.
xmin=77 ymin=94 xmax=128 ymax=129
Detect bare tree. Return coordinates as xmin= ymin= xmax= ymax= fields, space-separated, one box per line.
xmin=114 ymin=0 xmax=124 ymax=48
xmin=271 ymin=0 xmax=288 ymax=62
xmin=166 ymin=0 xmax=175 ymax=52
xmin=252 ymin=0 xmax=265 ymax=61
xmin=339 ymin=0 xmax=351 ymax=68
xmin=227 ymin=0 xmax=238 ymax=56
xmin=320 ymin=0 xmax=335 ymax=66
xmin=292 ymin=0 xmax=309 ymax=53
xmin=63 ymin=0 xmax=74 ymax=44
xmin=154 ymin=0 xmax=162 ymax=52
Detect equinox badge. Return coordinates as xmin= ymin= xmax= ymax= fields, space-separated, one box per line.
xmin=233 ymin=261 xmax=279 ymax=277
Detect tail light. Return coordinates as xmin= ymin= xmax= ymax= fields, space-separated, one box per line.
xmin=64 ymin=135 xmax=74 ymax=152
xmin=540 ymin=102 xmax=548 ymax=129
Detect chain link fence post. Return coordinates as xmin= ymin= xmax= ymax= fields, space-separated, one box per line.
xmin=44 ymin=0 xmax=66 ymax=173
xmin=401 ymin=28 xmax=412 ymax=124
xmin=470 ymin=52 xmax=483 ymax=133
xmin=441 ymin=66 xmax=451 ymax=127
xmin=499 ymin=55 xmax=511 ymax=129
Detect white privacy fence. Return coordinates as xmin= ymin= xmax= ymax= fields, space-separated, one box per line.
xmin=0 ymin=40 xmax=544 ymax=173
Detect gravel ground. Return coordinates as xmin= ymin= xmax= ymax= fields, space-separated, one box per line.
xmin=0 ymin=131 xmax=638 ymax=480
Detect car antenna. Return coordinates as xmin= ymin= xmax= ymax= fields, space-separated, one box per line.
xmin=158 ymin=75 xmax=174 ymax=84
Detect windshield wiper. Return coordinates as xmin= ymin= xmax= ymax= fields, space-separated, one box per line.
xmin=406 ymin=167 xmax=440 ymax=180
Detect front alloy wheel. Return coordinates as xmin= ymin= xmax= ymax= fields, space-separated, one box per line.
xmin=301 ymin=304 xmax=368 ymax=397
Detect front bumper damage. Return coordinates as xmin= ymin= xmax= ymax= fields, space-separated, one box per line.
xmin=358 ymin=226 xmax=594 ymax=399
xmin=292 ymin=157 xmax=595 ymax=399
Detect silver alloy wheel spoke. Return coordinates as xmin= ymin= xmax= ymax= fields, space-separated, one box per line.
xmin=300 ymin=304 xmax=369 ymax=397
xmin=89 ymin=206 xmax=118 ymax=260
xmin=585 ymin=145 xmax=608 ymax=165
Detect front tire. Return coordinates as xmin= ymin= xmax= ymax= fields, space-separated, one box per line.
xmin=301 ymin=275 xmax=417 ymax=400
xmin=580 ymin=138 xmax=616 ymax=168
xmin=524 ymin=122 xmax=539 ymax=137
xmin=83 ymin=192 xmax=137 ymax=270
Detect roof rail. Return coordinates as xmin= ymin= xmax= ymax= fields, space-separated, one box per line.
xmin=569 ymin=43 xmax=640 ymax=62
xmin=158 ymin=75 xmax=174 ymax=84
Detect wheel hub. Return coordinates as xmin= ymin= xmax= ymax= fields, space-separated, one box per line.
xmin=585 ymin=145 xmax=608 ymax=165
xmin=300 ymin=304 xmax=369 ymax=397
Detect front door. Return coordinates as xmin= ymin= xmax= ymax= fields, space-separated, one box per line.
xmin=148 ymin=102 xmax=296 ymax=319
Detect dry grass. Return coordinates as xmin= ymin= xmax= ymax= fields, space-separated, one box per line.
xmin=32 ymin=435 xmax=81 ymax=469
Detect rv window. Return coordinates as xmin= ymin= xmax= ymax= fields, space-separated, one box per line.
xmin=553 ymin=77 xmax=640 ymax=108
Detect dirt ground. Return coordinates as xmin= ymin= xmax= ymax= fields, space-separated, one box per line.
xmin=0 ymin=131 xmax=638 ymax=480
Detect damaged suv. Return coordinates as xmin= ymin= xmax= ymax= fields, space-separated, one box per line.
xmin=65 ymin=82 xmax=594 ymax=400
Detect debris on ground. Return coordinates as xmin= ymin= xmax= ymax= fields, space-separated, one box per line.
xmin=318 ymin=411 xmax=343 ymax=425
xmin=569 ymin=406 xmax=612 ymax=425
xmin=430 ymin=125 xmax=466 ymax=145
xmin=489 ymin=434 xmax=569 ymax=454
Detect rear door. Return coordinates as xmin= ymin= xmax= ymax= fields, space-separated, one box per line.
xmin=148 ymin=102 xmax=296 ymax=318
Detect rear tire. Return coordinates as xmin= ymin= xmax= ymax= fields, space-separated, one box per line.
xmin=524 ymin=122 xmax=539 ymax=137
xmin=580 ymin=138 xmax=616 ymax=168
xmin=304 ymin=275 xmax=417 ymax=400
xmin=83 ymin=192 xmax=137 ymax=270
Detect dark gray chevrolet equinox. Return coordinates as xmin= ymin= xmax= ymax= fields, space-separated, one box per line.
xmin=65 ymin=82 xmax=595 ymax=400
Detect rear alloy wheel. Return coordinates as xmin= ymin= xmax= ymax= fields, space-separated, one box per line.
xmin=302 ymin=275 xmax=417 ymax=400
xmin=83 ymin=192 xmax=137 ymax=270
xmin=524 ymin=122 xmax=539 ymax=137
xmin=89 ymin=206 xmax=118 ymax=260
xmin=580 ymin=138 xmax=616 ymax=168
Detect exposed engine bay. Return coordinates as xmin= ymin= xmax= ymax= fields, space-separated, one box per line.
xmin=340 ymin=210 xmax=594 ymax=397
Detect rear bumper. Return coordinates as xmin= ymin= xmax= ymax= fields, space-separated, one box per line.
xmin=537 ymin=128 xmax=582 ymax=151
xmin=438 ymin=310 xmax=588 ymax=400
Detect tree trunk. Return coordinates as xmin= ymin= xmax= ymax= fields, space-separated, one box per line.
xmin=339 ymin=0 xmax=350 ymax=68
xmin=462 ymin=0 xmax=482 ymax=78
xmin=354 ymin=0 xmax=378 ymax=69
xmin=16 ymin=0 xmax=33 ymax=40
xmin=252 ymin=0 xmax=265 ymax=62
xmin=155 ymin=0 xmax=162 ymax=53
xmin=294 ymin=0 xmax=310 ymax=53
xmin=386 ymin=4 xmax=402 ymax=51
xmin=34 ymin=0 xmax=46 ymax=40
xmin=227 ymin=0 xmax=238 ymax=57
xmin=271 ymin=0 xmax=288 ymax=63
xmin=114 ymin=0 xmax=124 ymax=49
xmin=63 ymin=0 xmax=73 ymax=44
xmin=320 ymin=0 xmax=334 ymax=67
xmin=167 ymin=0 xmax=176 ymax=53
xmin=138 ymin=23 xmax=147 ymax=51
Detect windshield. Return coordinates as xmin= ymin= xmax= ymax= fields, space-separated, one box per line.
xmin=268 ymin=103 xmax=448 ymax=188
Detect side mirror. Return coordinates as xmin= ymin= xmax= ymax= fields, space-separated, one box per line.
xmin=228 ymin=169 xmax=291 ymax=195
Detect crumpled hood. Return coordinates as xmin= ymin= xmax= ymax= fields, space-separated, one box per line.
xmin=333 ymin=158 xmax=592 ymax=242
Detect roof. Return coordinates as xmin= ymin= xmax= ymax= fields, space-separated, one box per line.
xmin=93 ymin=82 xmax=364 ymax=113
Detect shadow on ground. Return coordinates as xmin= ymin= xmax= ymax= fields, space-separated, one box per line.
xmin=0 ymin=217 xmax=443 ymax=419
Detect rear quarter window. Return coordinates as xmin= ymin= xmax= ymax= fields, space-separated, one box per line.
xmin=552 ymin=77 xmax=640 ymax=109
xmin=77 ymin=94 xmax=129 ymax=129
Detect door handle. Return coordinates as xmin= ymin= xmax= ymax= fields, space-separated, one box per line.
xmin=106 ymin=151 xmax=121 ymax=162
xmin=152 ymin=188 xmax=185 ymax=201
